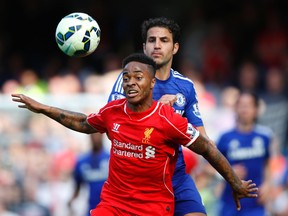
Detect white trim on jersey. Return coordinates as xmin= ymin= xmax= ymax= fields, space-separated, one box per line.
xmin=123 ymin=102 xmax=160 ymax=121
xmin=115 ymin=73 xmax=124 ymax=94
xmin=158 ymin=103 xmax=199 ymax=147
xmin=171 ymin=69 xmax=194 ymax=84
xmin=163 ymin=157 xmax=175 ymax=197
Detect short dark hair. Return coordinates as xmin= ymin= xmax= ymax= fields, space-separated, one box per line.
xmin=141 ymin=17 xmax=181 ymax=44
xmin=239 ymin=90 xmax=260 ymax=108
xmin=122 ymin=53 xmax=156 ymax=77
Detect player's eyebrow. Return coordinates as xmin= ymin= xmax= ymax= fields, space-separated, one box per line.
xmin=123 ymin=70 xmax=143 ymax=75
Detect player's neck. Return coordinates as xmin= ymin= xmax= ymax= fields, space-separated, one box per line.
xmin=127 ymin=100 xmax=153 ymax=113
xmin=236 ymin=122 xmax=254 ymax=132
xmin=155 ymin=65 xmax=171 ymax=81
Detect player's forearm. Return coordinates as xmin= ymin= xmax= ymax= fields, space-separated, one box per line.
xmin=42 ymin=106 xmax=96 ymax=134
xmin=189 ymin=136 xmax=242 ymax=190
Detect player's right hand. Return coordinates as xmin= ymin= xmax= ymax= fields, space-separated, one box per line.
xmin=158 ymin=94 xmax=177 ymax=106
xmin=11 ymin=93 xmax=46 ymax=113
xmin=232 ymin=179 xmax=258 ymax=211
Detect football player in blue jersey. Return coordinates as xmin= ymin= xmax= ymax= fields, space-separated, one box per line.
xmin=108 ymin=17 xmax=214 ymax=216
xmin=68 ymin=133 xmax=110 ymax=216
xmin=217 ymin=91 xmax=273 ymax=216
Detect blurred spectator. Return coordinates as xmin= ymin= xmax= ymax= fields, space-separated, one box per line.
xmin=0 ymin=201 xmax=20 ymax=216
xmin=254 ymin=8 xmax=287 ymax=69
xmin=216 ymin=91 xmax=274 ymax=216
xmin=82 ymin=74 xmax=104 ymax=95
xmin=1 ymin=79 xmax=20 ymax=94
xmin=2 ymin=1 xmax=288 ymax=215
xmin=48 ymin=74 xmax=82 ymax=95
xmin=264 ymin=155 xmax=288 ymax=216
xmin=234 ymin=60 xmax=261 ymax=93
xmin=178 ymin=57 xmax=218 ymax=107
xmin=201 ymin=21 xmax=234 ymax=88
xmin=15 ymin=69 xmax=48 ymax=96
xmin=68 ymin=133 xmax=109 ymax=216
xmin=204 ymin=86 xmax=239 ymax=141
xmin=180 ymin=5 xmax=207 ymax=71
xmin=258 ymin=67 xmax=288 ymax=155
xmin=59 ymin=58 xmax=95 ymax=87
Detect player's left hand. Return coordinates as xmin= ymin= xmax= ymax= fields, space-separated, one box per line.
xmin=232 ymin=179 xmax=258 ymax=211
xmin=158 ymin=94 xmax=177 ymax=106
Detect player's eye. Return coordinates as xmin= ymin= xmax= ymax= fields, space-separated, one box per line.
xmin=147 ymin=38 xmax=156 ymax=43
xmin=161 ymin=38 xmax=169 ymax=42
xmin=136 ymin=76 xmax=143 ymax=80
xmin=123 ymin=77 xmax=129 ymax=82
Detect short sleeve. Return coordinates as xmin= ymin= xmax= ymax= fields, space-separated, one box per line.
xmin=87 ymin=112 xmax=107 ymax=133
xmin=161 ymin=105 xmax=200 ymax=147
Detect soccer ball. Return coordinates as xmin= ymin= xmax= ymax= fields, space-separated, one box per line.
xmin=55 ymin=12 xmax=101 ymax=57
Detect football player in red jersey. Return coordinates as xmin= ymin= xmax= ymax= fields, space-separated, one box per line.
xmin=12 ymin=53 xmax=258 ymax=216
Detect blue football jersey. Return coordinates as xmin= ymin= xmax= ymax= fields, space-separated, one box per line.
xmin=108 ymin=69 xmax=204 ymax=184
xmin=217 ymin=125 xmax=273 ymax=215
xmin=73 ymin=150 xmax=110 ymax=215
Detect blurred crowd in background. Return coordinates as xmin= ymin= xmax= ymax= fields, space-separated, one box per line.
xmin=0 ymin=0 xmax=288 ymax=215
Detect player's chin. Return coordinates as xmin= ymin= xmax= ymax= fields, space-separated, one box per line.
xmin=127 ymin=95 xmax=145 ymax=105
xmin=126 ymin=97 xmax=139 ymax=104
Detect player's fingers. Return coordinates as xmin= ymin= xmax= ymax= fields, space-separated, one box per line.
xmin=12 ymin=98 xmax=21 ymax=102
xmin=247 ymin=183 xmax=256 ymax=188
xmin=249 ymin=186 xmax=258 ymax=193
xmin=233 ymin=196 xmax=241 ymax=211
xmin=246 ymin=193 xmax=258 ymax=198
xmin=18 ymin=105 xmax=27 ymax=109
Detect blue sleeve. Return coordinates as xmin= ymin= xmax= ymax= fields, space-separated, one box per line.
xmin=107 ymin=71 xmax=126 ymax=102
xmin=73 ymin=160 xmax=83 ymax=185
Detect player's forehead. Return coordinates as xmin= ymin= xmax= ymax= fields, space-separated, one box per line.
xmin=236 ymin=94 xmax=256 ymax=107
xmin=146 ymin=27 xmax=172 ymax=39
xmin=123 ymin=61 xmax=149 ymax=74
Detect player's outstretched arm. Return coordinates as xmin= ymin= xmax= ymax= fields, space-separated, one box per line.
xmin=11 ymin=94 xmax=97 ymax=134
xmin=188 ymin=135 xmax=258 ymax=211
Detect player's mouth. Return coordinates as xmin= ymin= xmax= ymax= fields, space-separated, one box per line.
xmin=126 ymin=89 xmax=138 ymax=98
xmin=151 ymin=52 xmax=162 ymax=58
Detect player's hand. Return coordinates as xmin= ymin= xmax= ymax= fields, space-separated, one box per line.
xmin=11 ymin=93 xmax=46 ymax=113
xmin=232 ymin=179 xmax=258 ymax=211
xmin=158 ymin=94 xmax=177 ymax=106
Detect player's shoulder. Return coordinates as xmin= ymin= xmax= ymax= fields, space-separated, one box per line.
xmin=158 ymin=102 xmax=175 ymax=114
xmin=219 ymin=128 xmax=237 ymax=139
xmin=101 ymin=98 xmax=126 ymax=112
xmin=170 ymin=69 xmax=194 ymax=84
xmin=158 ymin=102 xmax=184 ymax=120
xmin=106 ymin=98 xmax=126 ymax=106
xmin=254 ymin=124 xmax=274 ymax=138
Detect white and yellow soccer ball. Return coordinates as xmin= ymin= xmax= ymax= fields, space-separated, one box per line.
xmin=55 ymin=12 xmax=101 ymax=57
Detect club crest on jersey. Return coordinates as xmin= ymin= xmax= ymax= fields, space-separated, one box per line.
xmin=175 ymin=93 xmax=186 ymax=107
xmin=142 ymin=128 xmax=154 ymax=144
xmin=112 ymin=93 xmax=125 ymax=100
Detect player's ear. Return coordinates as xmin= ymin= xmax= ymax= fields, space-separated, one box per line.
xmin=151 ymin=77 xmax=156 ymax=89
xmin=172 ymin=42 xmax=179 ymax=55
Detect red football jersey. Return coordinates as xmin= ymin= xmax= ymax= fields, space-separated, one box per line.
xmin=87 ymin=99 xmax=199 ymax=216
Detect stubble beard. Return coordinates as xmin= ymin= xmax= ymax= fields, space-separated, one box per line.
xmin=155 ymin=59 xmax=170 ymax=70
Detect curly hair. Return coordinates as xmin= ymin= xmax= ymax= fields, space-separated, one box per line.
xmin=141 ymin=17 xmax=181 ymax=44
